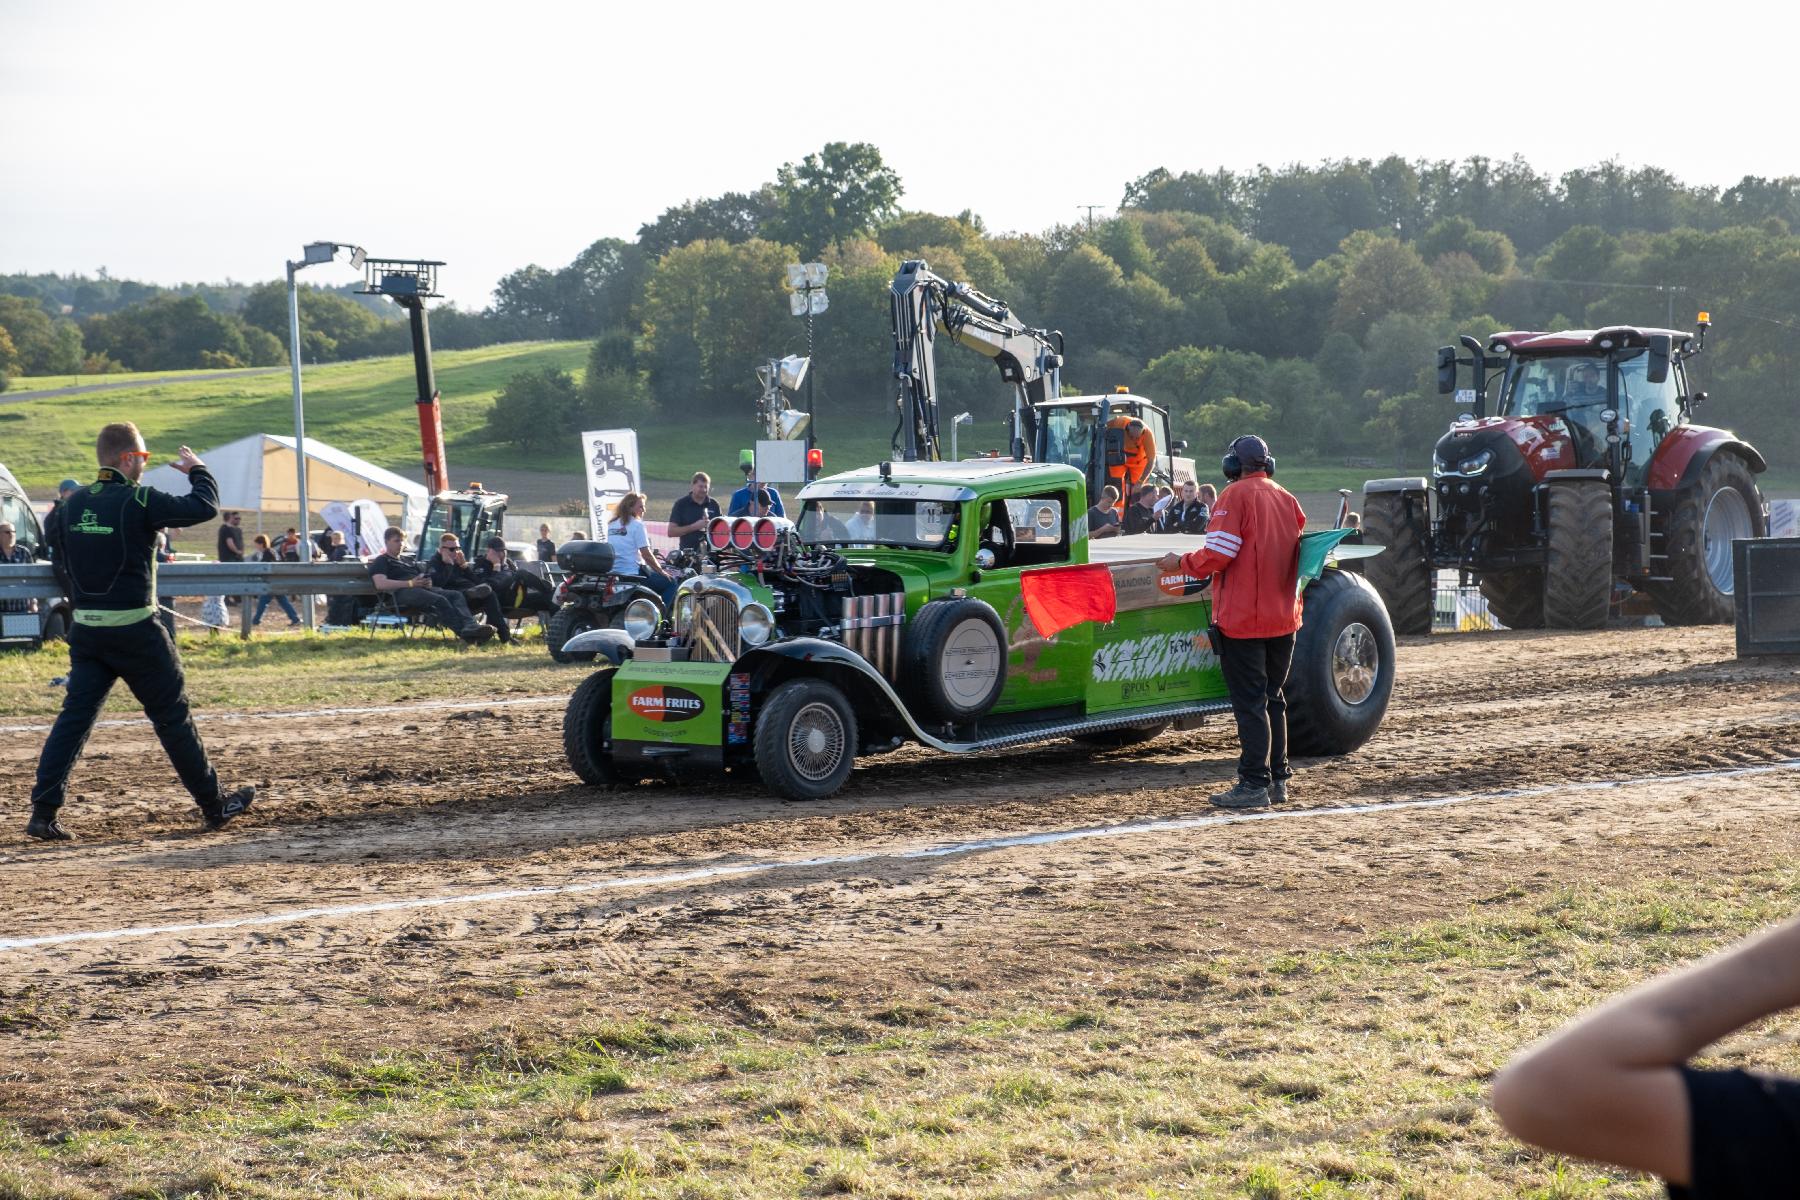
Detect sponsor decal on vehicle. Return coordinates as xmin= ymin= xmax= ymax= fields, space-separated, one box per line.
xmin=626 ymin=685 xmax=705 ymax=723
xmin=1091 ymin=633 xmax=1209 ymax=683
xmin=1156 ymin=570 xmax=1208 ymax=598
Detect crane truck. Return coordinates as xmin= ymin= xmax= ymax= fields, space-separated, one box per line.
xmin=887 ymin=260 xmax=1194 ymax=505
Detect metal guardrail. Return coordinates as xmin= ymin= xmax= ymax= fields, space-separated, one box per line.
xmin=0 ymin=562 xmax=379 ymax=601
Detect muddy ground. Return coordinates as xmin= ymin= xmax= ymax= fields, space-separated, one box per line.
xmin=4 ymin=625 xmax=1800 ymax=1120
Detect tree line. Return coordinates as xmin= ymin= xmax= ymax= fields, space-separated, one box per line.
xmin=7 ymin=147 xmax=1800 ymax=468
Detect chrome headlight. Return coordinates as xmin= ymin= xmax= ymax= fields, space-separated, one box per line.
xmin=739 ymin=602 xmax=774 ymax=646
xmin=623 ymin=598 xmax=661 ymax=641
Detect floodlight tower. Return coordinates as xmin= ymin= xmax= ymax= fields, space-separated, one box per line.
xmin=356 ymin=258 xmax=449 ymax=495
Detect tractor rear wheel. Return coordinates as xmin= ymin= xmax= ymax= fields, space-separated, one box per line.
xmin=1542 ymin=481 xmax=1613 ymax=629
xmin=1646 ymin=453 xmax=1764 ymax=625
xmin=1359 ymin=491 xmax=1433 ymax=635
xmin=1478 ymin=569 xmax=1544 ymax=630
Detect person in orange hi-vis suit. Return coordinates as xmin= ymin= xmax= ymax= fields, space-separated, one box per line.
xmin=1105 ymin=415 xmax=1156 ymax=511
xmin=1157 ymin=435 xmax=1305 ymax=810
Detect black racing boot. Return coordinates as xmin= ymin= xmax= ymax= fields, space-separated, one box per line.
xmin=25 ymin=810 xmax=73 ymax=841
xmin=1209 ymin=780 xmax=1271 ymax=810
xmin=202 ymin=786 xmax=256 ymax=831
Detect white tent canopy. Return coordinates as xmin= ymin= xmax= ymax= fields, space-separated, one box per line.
xmin=142 ymin=434 xmax=427 ymax=535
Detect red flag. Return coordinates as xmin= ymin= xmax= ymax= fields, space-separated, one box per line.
xmin=1020 ymin=563 xmax=1117 ymax=638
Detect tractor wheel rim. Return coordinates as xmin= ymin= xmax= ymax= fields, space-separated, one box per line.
xmin=1331 ymin=622 xmax=1378 ymax=705
xmin=788 ymin=702 xmax=846 ymax=782
xmin=1702 ymin=487 xmax=1752 ymax=595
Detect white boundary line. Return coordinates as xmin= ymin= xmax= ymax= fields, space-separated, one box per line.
xmin=0 ymin=694 xmax=565 ymax=735
xmin=5 ymin=758 xmax=1796 ymax=955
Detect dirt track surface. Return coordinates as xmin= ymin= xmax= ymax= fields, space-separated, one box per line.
xmin=5 ymin=626 xmax=1800 ymax=1114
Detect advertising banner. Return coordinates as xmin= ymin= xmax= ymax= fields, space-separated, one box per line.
xmin=581 ymin=429 xmax=641 ymax=539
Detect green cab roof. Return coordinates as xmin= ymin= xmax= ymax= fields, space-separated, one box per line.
xmin=798 ymin=459 xmax=1085 ymax=502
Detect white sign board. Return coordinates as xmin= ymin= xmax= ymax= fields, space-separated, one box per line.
xmin=1770 ymin=499 xmax=1800 ymax=540
xmin=581 ymin=428 xmax=641 ymax=540
xmin=754 ymin=439 xmax=809 ymax=485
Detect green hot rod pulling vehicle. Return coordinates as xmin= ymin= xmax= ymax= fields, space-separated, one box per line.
xmin=559 ymin=460 xmax=1395 ymax=800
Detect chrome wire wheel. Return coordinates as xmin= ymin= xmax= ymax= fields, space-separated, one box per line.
xmin=1702 ymin=486 xmax=1753 ymax=595
xmin=786 ymin=701 xmax=847 ymax=783
xmin=1330 ymin=621 xmax=1379 ymax=705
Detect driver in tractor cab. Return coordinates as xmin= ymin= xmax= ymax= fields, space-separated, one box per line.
xmin=1560 ymin=361 xmax=1609 ymax=466
xmin=1106 ymin=415 xmax=1157 ymax=512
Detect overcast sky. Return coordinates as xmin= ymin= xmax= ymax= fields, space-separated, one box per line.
xmin=3 ymin=0 xmax=1794 ymax=310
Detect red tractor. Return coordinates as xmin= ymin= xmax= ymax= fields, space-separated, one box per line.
xmin=1362 ymin=315 xmax=1768 ymax=632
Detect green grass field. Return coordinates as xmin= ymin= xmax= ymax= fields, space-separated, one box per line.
xmin=7 ymin=348 xmax=1795 ymax=505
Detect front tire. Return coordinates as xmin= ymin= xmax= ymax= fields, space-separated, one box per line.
xmin=1479 ymin=568 xmax=1544 ymax=629
xmin=1646 ymin=453 xmax=1764 ymax=625
xmin=563 ymin=668 xmax=625 ymax=786
xmin=546 ymin=604 xmax=600 ymax=663
xmin=755 ymin=679 xmax=858 ymax=800
xmin=1360 ymin=490 xmax=1433 ymax=635
xmin=1542 ymin=480 xmax=1613 ymax=629
xmin=1286 ymin=570 xmax=1396 ymax=756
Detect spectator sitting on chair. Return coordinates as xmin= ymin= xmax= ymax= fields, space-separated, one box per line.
xmin=473 ymin=535 xmax=557 ymax=614
xmin=1087 ymin=486 xmax=1122 ymax=538
xmin=607 ymin=492 xmax=678 ymax=606
xmin=425 ymin=533 xmax=513 ymax=644
xmin=249 ymin=534 xmax=300 ymax=627
xmin=366 ymin=527 xmax=495 ymax=644
xmin=1123 ymin=484 xmax=1162 ymax=535
xmin=535 ymin=523 xmax=557 ymax=564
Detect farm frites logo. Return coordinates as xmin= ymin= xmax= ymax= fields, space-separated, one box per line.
xmin=1157 ymin=571 xmax=1208 ymax=597
xmin=627 ymin=685 xmax=705 ymax=723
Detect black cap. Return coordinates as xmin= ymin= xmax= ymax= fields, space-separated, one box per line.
xmin=486 ymin=535 xmax=507 ymax=551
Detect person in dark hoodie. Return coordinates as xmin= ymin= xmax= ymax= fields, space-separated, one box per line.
xmin=28 ymin=422 xmax=255 ymax=841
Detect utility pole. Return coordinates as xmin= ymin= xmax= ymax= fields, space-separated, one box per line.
xmin=1078 ymin=205 xmax=1105 ymax=232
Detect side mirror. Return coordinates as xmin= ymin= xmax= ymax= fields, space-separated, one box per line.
xmin=1436 ymin=346 xmax=1458 ymax=395
xmin=974 ymin=548 xmax=996 ymax=570
xmin=1170 ymin=439 xmax=1188 ymax=453
xmin=1688 ymin=390 xmax=1707 ymax=413
xmin=1647 ymin=333 xmax=1672 ymax=385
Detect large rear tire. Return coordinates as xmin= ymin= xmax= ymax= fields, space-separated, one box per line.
xmin=1359 ymin=490 xmax=1433 ymax=635
xmin=755 ymin=679 xmax=858 ymax=801
xmin=1542 ymin=481 xmax=1613 ymax=629
xmin=563 ymin=668 xmax=625 ymax=786
xmin=1646 ymin=453 xmax=1764 ymax=626
xmin=1286 ymin=570 xmax=1396 ymax=757
xmin=546 ymin=604 xmax=600 ymax=664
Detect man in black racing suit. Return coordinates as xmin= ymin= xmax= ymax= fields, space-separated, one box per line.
xmin=27 ymin=422 xmax=255 ymax=841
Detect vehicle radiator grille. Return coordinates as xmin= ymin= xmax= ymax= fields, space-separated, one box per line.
xmin=686 ymin=591 xmax=740 ymax=662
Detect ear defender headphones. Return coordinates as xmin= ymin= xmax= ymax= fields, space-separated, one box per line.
xmin=1221 ymin=434 xmax=1275 ymax=482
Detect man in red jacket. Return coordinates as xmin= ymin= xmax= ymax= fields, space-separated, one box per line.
xmin=1158 ymin=435 xmax=1306 ymax=809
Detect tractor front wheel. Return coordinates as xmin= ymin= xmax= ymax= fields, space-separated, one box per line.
xmin=1542 ymin=480 xmax=1613 ymax=629
xmin=1359 ymin=490 xmax=1433 ymax=635
xmin=1478 ymin=569 xmax=1544 ymax=630
xmin=1646 ymin=454 xmax=1764 ymax=625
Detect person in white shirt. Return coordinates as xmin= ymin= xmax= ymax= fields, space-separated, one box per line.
xmin=843 ymin=500 xmax=877 ymax=542
xmin=606 ymin=492 xmax=676 ymax=605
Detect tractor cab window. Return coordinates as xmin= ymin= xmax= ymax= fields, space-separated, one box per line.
xmin=0 ymin=493 xmax=38 ymax=557
xmin=976 ymin=494 xmax=1070 ymax=570
xmin=1042 ymin=407 xmax=1097 ymax=476
xmin=1616 ymin=350 xmax=1683 ymax=485
xmin=418 ymin=500 xmax=478 ymax=558
xmin=1502 ymin=355 xmax=1611 ymax=418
